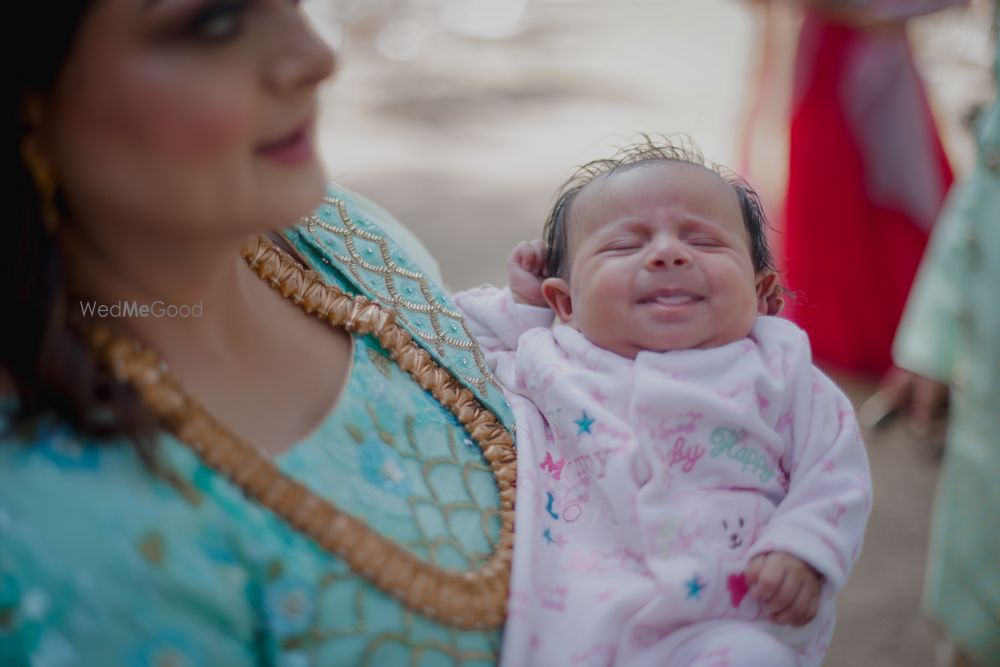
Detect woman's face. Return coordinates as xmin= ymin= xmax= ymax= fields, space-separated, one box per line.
xmin=37 ymin=0 xmax=335 ymax=240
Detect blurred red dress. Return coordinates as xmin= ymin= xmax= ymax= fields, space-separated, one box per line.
xmin=783 ymin=5 xmax=957 ymax=376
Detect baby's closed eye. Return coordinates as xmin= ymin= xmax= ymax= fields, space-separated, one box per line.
xmin=601 ymin=238 xmax=644 ymax=252
xmin=687 ymin=235 xmax=725 ymax=248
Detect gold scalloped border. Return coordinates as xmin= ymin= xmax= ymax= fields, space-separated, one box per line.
xmin=84 ymin=235 xmax=515 ymax=630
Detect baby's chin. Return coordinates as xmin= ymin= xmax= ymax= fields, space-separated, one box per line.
xmin=583 ymin=325 xmax=756 ymax=359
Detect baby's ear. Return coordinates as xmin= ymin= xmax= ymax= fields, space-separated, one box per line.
xmin=755 ymin=271 xmax=784 ymax=316
xmin=541 ymin=277 xmax=574 ymax=323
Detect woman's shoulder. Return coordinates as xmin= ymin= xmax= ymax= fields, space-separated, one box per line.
xmin=0 ymin=420 xmax=235 ymax=555
xmin=289 ymin=182 xmax=443 ymax=284
xmin=325 ymin=183 xmax=444 ymax=284
xmin=1 ymin=417 xmax=132 ymax=486
xmin=0 ymin=422 xmax=261 ymax=664
xmin=0 ymin=415 xmax=279 ymax=540
xmin=285 ymin=183 xmax=516 ymax=433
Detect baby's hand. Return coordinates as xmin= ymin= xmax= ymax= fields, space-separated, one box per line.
xmin=508 ymin=240 xmax=548 ymax=307
xmin=746 ymin=552 xmax=822 ymax=627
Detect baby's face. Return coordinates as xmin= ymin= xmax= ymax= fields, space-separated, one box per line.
xmin=545 ymin=162 xmax=762 ymax=358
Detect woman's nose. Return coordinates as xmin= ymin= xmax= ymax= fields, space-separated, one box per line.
xmin=644 ymin=237 xmax=692 ymax=270
xmin=265 ymin=7 xmax=337 ymax=94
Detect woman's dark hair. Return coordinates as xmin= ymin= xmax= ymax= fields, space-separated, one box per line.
xmin=5 ymin=3 xmax=158 ymax=459
xmin=543 ymin=135 xmax=776 ymax=280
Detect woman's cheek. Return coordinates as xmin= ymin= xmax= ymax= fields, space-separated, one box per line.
xmin=50 ymin=59 xmax=258 ymax=229
xmin=109 ymin=60 xmax=256 ymax=163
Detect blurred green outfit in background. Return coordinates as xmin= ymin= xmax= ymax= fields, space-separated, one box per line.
xmin=892 ymin=28 xmax=1000 ymax=667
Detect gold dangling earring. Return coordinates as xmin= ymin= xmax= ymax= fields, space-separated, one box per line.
xmin=21 ymin=137 xmax=61 ymax=235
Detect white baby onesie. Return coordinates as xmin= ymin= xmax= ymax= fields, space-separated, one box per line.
xmin=453 ymin=287 xmax=872 ymax=667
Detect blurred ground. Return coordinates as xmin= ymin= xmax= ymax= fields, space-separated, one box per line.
xmin=308 ymin=1 xmax=995 ymax=664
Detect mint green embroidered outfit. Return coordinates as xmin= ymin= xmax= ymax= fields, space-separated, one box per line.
xmin=0 ymin=185 xmax=514 ymax=667
xmin=893 ymin=30 xmax=1000 ymax=666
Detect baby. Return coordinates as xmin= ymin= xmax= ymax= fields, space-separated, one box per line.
xmin=454 ymin=139 xmax=872 ymax=667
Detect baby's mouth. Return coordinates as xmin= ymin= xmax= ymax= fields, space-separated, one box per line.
xmin=648 ymin=294 xmax=698 ymax=305
xmin=641 ymin=291 xmax=702 ymax=306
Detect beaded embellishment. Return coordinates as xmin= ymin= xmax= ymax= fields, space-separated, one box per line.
xmin=85 ymin=236 xmax=516 ymax=629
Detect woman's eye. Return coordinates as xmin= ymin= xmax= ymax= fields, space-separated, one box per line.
xmin=189 ymin=0 xmax=248 ymax=42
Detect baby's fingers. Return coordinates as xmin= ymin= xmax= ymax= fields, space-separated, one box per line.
xmin=510 ymin=241 xmax=533 ymax=265
xmin=801 ymin=590 xmax=820 ymax=626
xmin=525 ymin=240 xmax=547 ymax=274
xmin=750 ymin=560 xmax=787 ymax=604
xmin=511 ymin=240 xmax=547 ymax=275
xmin=762 ymin=573 xmax=801 ymax=617
xmin=745 ymin=554 xmax=766 ymax=587
xmin=770 ymin=580 xmax=813 ymax=626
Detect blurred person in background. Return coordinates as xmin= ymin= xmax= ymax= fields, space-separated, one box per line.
xmin=877 ymin=12 xmax=999 ymax=666
xmin=782 ymin=0 xmax=962 ymax=377
xmin=2 ymin=1 xmax=519 ymax=664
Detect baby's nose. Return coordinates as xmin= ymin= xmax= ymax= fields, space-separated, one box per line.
xmin=644 ymin=239 xmax=691 ymax=269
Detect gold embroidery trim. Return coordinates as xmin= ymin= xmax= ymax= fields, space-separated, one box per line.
xmin=305 ymin=196 xmax=503 ymax=394
xmin=84 ymin=235 xmax=516 ymax=630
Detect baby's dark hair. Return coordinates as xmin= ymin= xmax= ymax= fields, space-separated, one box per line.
xmin=543 ymin=135 xmax=775 ymax=279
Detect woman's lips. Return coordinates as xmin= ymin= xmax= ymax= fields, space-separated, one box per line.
xmin=255 ymin=123 xmax=313 ymax=166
